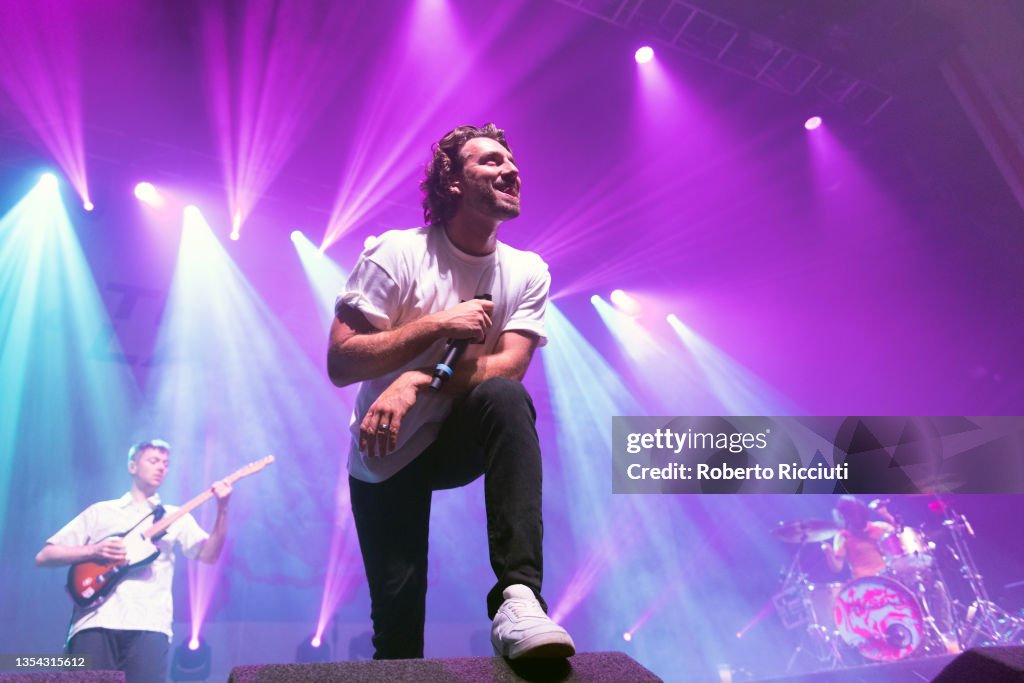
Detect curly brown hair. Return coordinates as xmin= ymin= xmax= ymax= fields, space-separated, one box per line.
xmin=421 ymin=123 xmax=512 ymax=227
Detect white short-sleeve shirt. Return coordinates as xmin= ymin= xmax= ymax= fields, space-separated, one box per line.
xmin=47 ymin=492 xmax=209 ymax=642
xmin=337 ymin=226 xmax=550 ymax=482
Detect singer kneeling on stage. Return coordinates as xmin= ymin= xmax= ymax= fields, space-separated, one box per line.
xmin=327 ymin=123 xmax=575 ymax=661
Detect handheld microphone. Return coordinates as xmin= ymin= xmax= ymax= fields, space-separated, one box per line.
xmin=430 ymin=294 xmax=491 ymax=392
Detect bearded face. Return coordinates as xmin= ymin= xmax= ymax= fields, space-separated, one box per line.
xmin=453 ymin=137 xmax=521 ymax=222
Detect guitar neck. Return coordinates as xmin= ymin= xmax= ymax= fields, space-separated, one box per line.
xmin=143 ymin=489 xmax=213 ymax=539
xmin=140 ymin=455 xmax=275 ymax=539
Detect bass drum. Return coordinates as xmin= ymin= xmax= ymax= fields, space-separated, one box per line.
xmin=834 ymin=575 xmax=925 ymax=662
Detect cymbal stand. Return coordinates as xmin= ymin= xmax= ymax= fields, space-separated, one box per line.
xmin=777 ymin=541 xmax=844 ymax=672
xmin=941 ymin=503 xmax=1024 ymax=646
xmin=903 ymin=566 xmax=958 ymax=653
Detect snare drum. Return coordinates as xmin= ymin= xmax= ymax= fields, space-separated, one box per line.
xmin=834 ymin=575 xmax=925 ymax=662
xmin=879 ymin=526 xmax=933 ymax=572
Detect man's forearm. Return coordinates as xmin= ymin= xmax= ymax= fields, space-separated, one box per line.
xmin=35 ymin=544 xmax=92 ymax=567
xmin=441 ymin=351 xmax=528 ymax=395
xmin=198 ymin=510 xmax=228 ymax=564
xmin=329 ymin=317 xmax=445 ymax=387
xmin=329 ymin=300 xmax=496 ymax=387
xmin=391 ymin=356 xmax=521 ymax=404
xmin=439 ymin=331 xmax=537 ymax=395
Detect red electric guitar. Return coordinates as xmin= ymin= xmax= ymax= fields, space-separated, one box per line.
xmin=66 ymin=455 xmax=275 ymax=609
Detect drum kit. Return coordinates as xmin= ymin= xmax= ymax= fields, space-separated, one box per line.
xmin=770 ymin=498 xmax=1024 ymax=672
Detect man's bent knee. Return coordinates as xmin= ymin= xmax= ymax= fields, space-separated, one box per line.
xmin=468 ymin=377 xmax=532 ymax=407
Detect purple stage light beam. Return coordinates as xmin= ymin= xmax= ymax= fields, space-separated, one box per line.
xmin=529 ymin=51 xmax=731 ymax=300
xmin=0 ymin=0 xmax=90 ymax=210
xmin=320 ymin=0 xmax=472 ymax=249
xmin=200 ymin=0 xmax=354 ymax=238
xmin=320 ymin=0 xmax=576 ymax=250
xmin=549 ymin=520 xmax=641 ymax=624
xmin=313 ymin=475 xmax=363 ymax=648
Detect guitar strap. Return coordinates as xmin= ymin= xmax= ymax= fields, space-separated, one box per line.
xmin=150 ymin=505 xmax=167 ymax=542
xmin=121 ymin=504 xmax=166 ymax=540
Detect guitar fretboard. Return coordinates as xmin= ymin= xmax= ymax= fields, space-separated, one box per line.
xmin=141 ymin=455 xmax=274 ymax=539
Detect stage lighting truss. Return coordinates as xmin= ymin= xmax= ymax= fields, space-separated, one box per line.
xmin=552 ymin=0 xmax=893 ymax=125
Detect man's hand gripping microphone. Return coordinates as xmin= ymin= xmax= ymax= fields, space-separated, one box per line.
xmin=429 ymin=294 xmax=492 ymax=392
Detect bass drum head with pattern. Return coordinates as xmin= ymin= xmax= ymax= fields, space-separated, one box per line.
xmin=834 ymin=575 xmax=924 ymax=662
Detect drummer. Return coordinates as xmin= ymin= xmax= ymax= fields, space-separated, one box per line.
xmin=821 ymin=496 xmax=896 ymax=578
xmin=821 ymin=496 xmax=961 ymax=655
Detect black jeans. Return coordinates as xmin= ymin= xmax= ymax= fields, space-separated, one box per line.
xmin=350 ymin=377 xmax=546 ymax=659
xmin=67 ymin=628 xmax=169 ymax=683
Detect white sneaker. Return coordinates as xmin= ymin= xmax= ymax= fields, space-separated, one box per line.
xmin=491 ymin=584 xmax=576 ymax=659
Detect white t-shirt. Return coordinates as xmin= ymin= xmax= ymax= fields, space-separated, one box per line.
xmin=337 ymin=226 xmax=550 ymax=482
xmin=47 ymin=492 xmax=209 ymax=642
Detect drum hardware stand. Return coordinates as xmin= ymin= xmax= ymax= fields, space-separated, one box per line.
xmin=940 ymin=501 xmax=1024 ymax=647
xmin=781 ymin=584 xmax=845 ymax=674
xmin=904 ymin=569 xmax=958 ymax=654
xmin=793 ymin=618 xmax=845 ymax=672
xmin=774 ymin=541 xmax=845 ymax=673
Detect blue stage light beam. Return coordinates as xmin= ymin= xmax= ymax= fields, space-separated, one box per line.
xmin=146 ymin=206 xmax=359 ymax=642
xmin=0 ymin=174 xmax=137 ymax=560
xmin=591 ymin=295 xmax=714 ymax=413
xmin=291 ymin=230 xmax=349 ymax=325
xmin=666 ymin=314 xmax=796 ymax=414
xmin=542 ymin=304 xmax=661 ymax=625
xmin=542 ymin=303 xmax=778 ymax=676
xmin=0 ymin=175 xmax=137 ymax=658
xmin=289 ymin=229 xmax=363 ymax=639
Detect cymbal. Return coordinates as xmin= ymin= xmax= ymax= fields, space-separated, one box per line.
xmin=771 ymin=519 xmax=839 ymax=543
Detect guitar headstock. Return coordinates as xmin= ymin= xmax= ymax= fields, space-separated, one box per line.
xmin=225 ymin=455 xmax=276 ymax=484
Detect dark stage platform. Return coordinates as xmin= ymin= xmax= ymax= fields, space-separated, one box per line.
xmin=227 ymin=651 xmax=662 ymax=683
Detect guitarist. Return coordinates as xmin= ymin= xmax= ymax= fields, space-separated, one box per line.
xmin=35 ymin=439 xmax=231 ymax=683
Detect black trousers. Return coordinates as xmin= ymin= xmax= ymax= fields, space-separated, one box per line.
xmin=68 ymin=628 xmax=168 ymax=683
xmin=350 ymin=377 xmax=546 ymax=659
